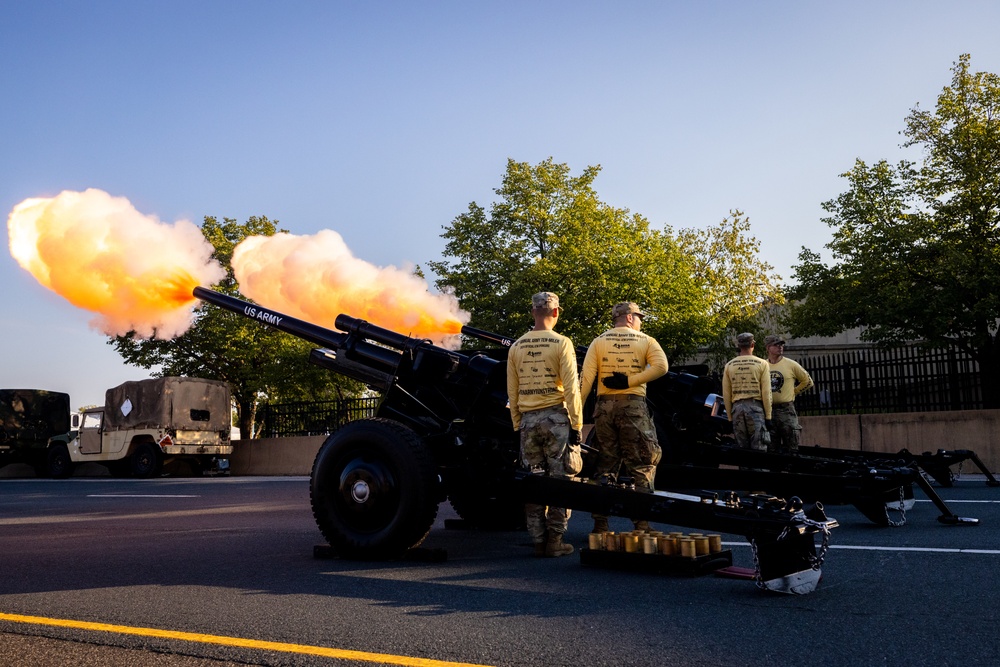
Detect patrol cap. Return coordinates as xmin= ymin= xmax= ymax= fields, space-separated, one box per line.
xmin=736 ymin=332 xmax=755 ymax=346
xmin=531 ymin=292 xmax=559 ymax=310
xmin=612 ymin=302 xmax=646 ymax=319
xmin=764 ymin=334 xmax=786 ymax=346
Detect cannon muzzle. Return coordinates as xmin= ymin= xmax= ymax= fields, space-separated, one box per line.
xmin=460 ymin=325 xmax=516 ymax=348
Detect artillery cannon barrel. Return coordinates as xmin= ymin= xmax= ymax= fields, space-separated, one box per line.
xmin=460 ymin=325 xmax=516 ymax=348
xmin=193 ymin=287 xmax=447 ymax=378
xmin=336 ymin=314 xmax=434 ymax=352
xmin=193 ymin=287 xmax=349 ymax=350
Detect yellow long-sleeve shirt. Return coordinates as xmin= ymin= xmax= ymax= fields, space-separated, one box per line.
xmin=722 ymin=354 xmax=772 ymax=420
xmin=506 ymin=329 xmax=583 ymax=431
xmin=580 ymin=327 xmax=668 ymax=399
xmin=768 ymin=356 xmax=814 ymax=404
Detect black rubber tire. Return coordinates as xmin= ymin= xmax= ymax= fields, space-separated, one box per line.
xmin=130 ymin=441 xmax=162 ymax=478
xmin=310 ymin=418 xmax=439 ymax=559
xmin=46 ymin=444 xmax=74 ymax=479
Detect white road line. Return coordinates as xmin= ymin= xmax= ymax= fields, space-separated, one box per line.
xmin=914 ymin=499 xmax=1000 ymax=503
xmin=827 ymin=545 xmax=1000 ymax=554
xmin=721 ymin=542 xmax=1000 ymax=554
xmin=86 ymin=494 xmax=200 ymax=498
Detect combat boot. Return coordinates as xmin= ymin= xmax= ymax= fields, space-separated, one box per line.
xmin=545 ymin=532 xmax=575 ymax=557
xmin=533 ymin=541 xmax=547 ymax=558
xmin=591 ymin=516 xmax=609 ymax=533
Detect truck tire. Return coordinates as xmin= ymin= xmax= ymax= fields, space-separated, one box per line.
xmin=46 ymin=444 xmax=74 ymax=479
xmin=310 ymin=418 xmax=439 ymax=559
xmin=131 ymin=441 xmax=162 ymax=478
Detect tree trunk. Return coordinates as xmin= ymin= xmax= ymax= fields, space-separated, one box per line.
xmin=237 ymin=397 xmax=258 ymax=439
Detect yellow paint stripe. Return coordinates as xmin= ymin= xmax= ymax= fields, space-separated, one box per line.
xmin=0 ymin=612 xmax=492 ymax=667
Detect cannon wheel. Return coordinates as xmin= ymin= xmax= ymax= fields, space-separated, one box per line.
xmin=310 ymin=418 xmax=439 ymax=559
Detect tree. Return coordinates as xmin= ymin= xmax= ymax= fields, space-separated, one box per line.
xmin=788 ymin=55 xmax=1000 ymax=406
xmin=677 ymin=210 xmax=784 ymax=368
xmin=429 ymin=158 xmax=782 ymax=361
xmin=111 ymin=216 xmax=362 ymax=436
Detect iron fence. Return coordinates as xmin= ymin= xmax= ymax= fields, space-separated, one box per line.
xmin=256 ymin=397 xmax=379 ymax=438
xmin=254 ymin=344 xmax=981 ymax=431
xmin=796 ymin=345 xmax=982 ymax=415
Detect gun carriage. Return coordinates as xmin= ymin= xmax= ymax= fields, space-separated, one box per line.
xmin=460 ymin=328 xmax=986 ymax=527
xmin=194 ymin=287 xmax=838 ymax=594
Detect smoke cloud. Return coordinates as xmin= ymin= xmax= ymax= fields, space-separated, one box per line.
xmin=7 ymin=189 xmax=226 ymax=338
xmin=232 ymin=230 xmax=469 ymax=344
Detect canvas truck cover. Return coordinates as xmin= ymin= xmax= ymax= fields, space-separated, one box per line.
xmin=0 ymin=389 xmax=71 ymax=444
xmin=103 ymin=377 xmax=230 ymax=431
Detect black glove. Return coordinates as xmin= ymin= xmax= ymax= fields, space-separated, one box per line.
xmin=765 ymin=420 xmax=774 ymax=430
xmin=568 ymin=429 xmax=581 ymax=445
xmin=602 ymin=372 xmax=630 ymax=390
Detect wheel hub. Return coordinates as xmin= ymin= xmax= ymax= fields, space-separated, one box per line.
xmin=351 ymin=479 xmax=371 ymax=504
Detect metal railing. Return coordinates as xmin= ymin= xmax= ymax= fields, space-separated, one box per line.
xmin=796 ymin=345 xmax=981 ymax=415
xmin=256 ymin=397 xmax=379 ymax=437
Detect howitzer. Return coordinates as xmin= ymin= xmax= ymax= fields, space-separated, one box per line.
xmin=194 ymin=287 xmax=839 ymax=593
xmin=459 ymin=325 xmax=983 ymax=527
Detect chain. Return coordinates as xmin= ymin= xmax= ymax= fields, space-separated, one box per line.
xmin=884 ymin=485 xmax=907 ymax=527
xmin=796 ymin=517 xmax=832 ymax=570
xmin=750 ymin=519 xmax=831 ymax=589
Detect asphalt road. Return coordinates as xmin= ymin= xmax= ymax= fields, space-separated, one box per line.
xmin=1 ymin=474 xmax=998 ymax=666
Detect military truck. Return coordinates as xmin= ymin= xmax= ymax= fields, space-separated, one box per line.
xmin=45 ymin=377 xmax=233 ymax=478
xmin=0 ymin=389 xmax=71 ymax=473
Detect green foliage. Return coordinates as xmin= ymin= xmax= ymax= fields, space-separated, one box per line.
xmin=111 ymin=216 xmax=362 ymax=437
xmin=788 ymin=55 xmax=1000 ymax=405
xmin=677 ymin=210 xmax=784 ymax=368
xmin=430 ymin=158 xmax=782 ymax=362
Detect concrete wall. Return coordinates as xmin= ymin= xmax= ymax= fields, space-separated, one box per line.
xmin=7 ymin=412 xmax=996 ymax=478
xmin=228 ymin=435 xmax=326 ymax=476
xmin=800 ymin=409 xmax=1000 ymax=473
xmin=228 ymin=410 xmax=1000 ymax=476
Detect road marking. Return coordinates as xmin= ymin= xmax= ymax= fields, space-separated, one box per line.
xmin=827 ymin=545 xmax=1000 ymax=554
xmin=0 ymin=612 xmax=492 ymax=667
xmin=86 ymin=494 xmax=200 ymax=498
xmin=915 ymin=499 xmax=1000 ymax=503
xmin=0 ymin=504 xmax=303 ymax=526
xmin=721 ymin=542 xmax=1000 ymax=554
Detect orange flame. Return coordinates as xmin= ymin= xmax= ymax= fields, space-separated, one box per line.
xmin=7 ymin=189 xmax=225 ymax=338
xmin=232 ymin=230 xmax=469 ymax=346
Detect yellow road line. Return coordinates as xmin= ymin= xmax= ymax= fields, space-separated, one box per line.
xmin=0 ymin=612 xmax=492 ymax=667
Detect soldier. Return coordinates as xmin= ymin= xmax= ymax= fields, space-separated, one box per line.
xmin=506 ymin=292 xmax=584 ymax=558
xmin=765 ymin=334 xmax=814 ymax=454
xmin=580 ymin=302 xmax=668 ymax=533
xmin=722 ymin=332 xmax=772 ymax=451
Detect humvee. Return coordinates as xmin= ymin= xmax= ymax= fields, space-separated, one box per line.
xmin=46 ymin=377 xmax=233 ymax=478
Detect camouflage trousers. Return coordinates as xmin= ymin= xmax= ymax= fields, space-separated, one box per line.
xmin=768 ymin=402 xmax=801 ymax=454
xmin=520 ymin=405 xmax=573 ymax=541
xmin=591 ymin=396 xmax=661 ymax=523
xmin=731 ymin=399 xmax=767 ymax=452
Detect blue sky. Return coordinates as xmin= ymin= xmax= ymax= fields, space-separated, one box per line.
xmin=3 ymin=1 xmax=1000 ymax=410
